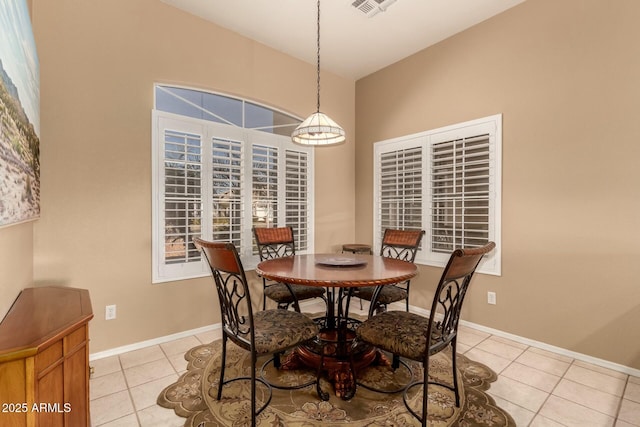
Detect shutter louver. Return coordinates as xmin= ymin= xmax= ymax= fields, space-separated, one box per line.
xmin=252 ymin=144 xmax=278 ymax=227
xmin=212 ymin=137 xmax=242 ymax=248
xmin=285 ymin=150 xmax=309 ymax=251
xmin=431 ymin=134 xmax=490 ymax=253
xmin=379 ymin=146 xmax=423 ymax=241
xmin=163 ymin=130 xmax=202 ymax=265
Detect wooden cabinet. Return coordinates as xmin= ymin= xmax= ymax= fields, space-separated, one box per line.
xmin=0 ymin=287 xmax=93 ymax=427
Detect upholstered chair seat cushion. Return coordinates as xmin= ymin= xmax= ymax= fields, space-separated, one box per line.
xmin=264 ymin=283 xmax=325 ymax=304
xmin=355 ymin=285 xmax=408 ymax=305
xmin=356 ymin=311 xmax=440 ymax=362
xmin=231 ymin=309 xmax=319 ymax=354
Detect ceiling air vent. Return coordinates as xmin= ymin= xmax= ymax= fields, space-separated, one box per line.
xmin=351 ymin=0 xmax=397 ymax=18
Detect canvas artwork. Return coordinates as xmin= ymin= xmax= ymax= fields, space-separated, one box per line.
xmin=0 ymin=0 xmax=40 ymax=227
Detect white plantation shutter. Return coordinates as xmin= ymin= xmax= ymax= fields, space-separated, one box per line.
xmin=153 ymin=116 xmax=209 ymax=281
xmin=285 ymin=150 xmax=309 ymax=251
xmin=379 ymin=146 xmax=423 ymax=243
xmin=153 ymin=106 xmax=314 ymax=282
xmin=248 ymin=137 xmax=312 ymax=258
xmin=251 ymin=144 xmax=278 ymax=255
xmin=431 ymin=134 xmax=490 ymax=253
xmin=163 ymin=129 xmax=202 ymax=265
xmin=374 ymin=115 xmax=501 ymax=275
xmin=212 ymin=137 xmax=243 ymax=248
xmin=252 ymin=144 xmax=279 ymax=229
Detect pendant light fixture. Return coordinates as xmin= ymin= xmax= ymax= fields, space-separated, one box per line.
xmin=292 ymin=0 xmax=346 ymax=146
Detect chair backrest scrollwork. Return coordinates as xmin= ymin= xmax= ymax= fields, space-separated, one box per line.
xmin=253 ymin=226 xmax=296 ymax=261
xmin=380 ymin=229 xmax=425 ymax=262
xmin=426 ymin=242 xmax=496 ymax=357
xmin=194 ymin=238 xmax=255 ymax=350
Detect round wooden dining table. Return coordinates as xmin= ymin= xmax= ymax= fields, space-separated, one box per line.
xmin=256 ymin=253 xmax=417 ymax=399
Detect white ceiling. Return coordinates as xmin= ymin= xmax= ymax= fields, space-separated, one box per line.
xmin=160 ymin=0 xmax=525 ymax=80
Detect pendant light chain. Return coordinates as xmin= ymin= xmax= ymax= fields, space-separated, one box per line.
xmin=316 ymin=0 xmax=321 ymax=113
xmin=291 ymin=0 xmax=345 ymax=145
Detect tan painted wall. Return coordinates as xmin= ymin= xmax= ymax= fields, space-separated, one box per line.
xmin=22 ymin=0 xmax=640 ymax=370
xmin=0 ymin=223 xmax=34 ymax=320
xmin=356 ymin=0 xmax=640 ymax=368
xmin=30 ymin=0 xmax=355 ymax=353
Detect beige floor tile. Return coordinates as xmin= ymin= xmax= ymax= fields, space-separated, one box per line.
xmin=124 ymin=358 xmax=176 ymax=388
xmin=625 ymin=381 xmax=640 ymax=403
xmin=573 ymin=360 xmax=630 ymax=381
xmin=564 ymin=364 xmax=627 ymax=397
xmin=516 ymin=349 xmax=571 ymax=377
xmin=457 ymin=342 xmax=471 ymax=354
xmin=501 ymin=362 xmax=561 ymax=393
xmin=90 ymin=390 xmax=135 ymax=427
xmin=195 ymin=328 xmax=221 ymax=344
xmin=98 ymin=413 xmax=140 ymax=427
xmin=91 ymin=355 xmax=123 ymax=378
xmin=119 ymin=345 xmax=166 ymax=370
xmin=137 ymin=404 xmax=184 ymax=427
xmin=91 ymin=370 xmax=128 ymax=400
xmin=167 ymin=352 xmax=189 ymax=374
xmin=130 ymin=374 xmax=179 ymax=411
xmin=553 ymin=379 xmax=621 ymax=417
xmin=490 ymin=395 xmax=536 ymax=426
xmin=488 ymin=376 xmax=549 ymax=412
xmin=475 ymin=337 xmax=527 ymax=361
xmin=464 ymin=347 xmax=513 ymax=374
xmin=629 ymin=375 xmax=640 ymax=385
xmin=529 ymin=414 xmax=567 ymax=427
xmin=527 ymin=346 xmax=574 ymax=364
xmin=618 ymin=398 xmax=640 ymax=426
xmin=538 ymin=395 xmax=615 ymax=427
xmin=615 ymin=420 xmax=638 ymax=427
xmin=457 ymin=326 xmax=490 ymax=347
xmin=160 ymin=335 xmax=202 ymax=356
xmin=489 ymin=335 xmax=529 ymax=350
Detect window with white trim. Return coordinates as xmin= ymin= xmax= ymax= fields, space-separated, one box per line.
xmin=374 ymin=114 xmax=501 ymax=275
xmin=152 ymin=85 xmax=314 ymax=283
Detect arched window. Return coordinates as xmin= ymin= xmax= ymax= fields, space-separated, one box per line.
xmin=152 ymin=85 xmax=314 ymax=283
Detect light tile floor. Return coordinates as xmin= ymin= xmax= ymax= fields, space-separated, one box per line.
xmin=90 ymin=305 xmax=640 ymax=426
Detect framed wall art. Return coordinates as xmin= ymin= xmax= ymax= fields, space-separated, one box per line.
xmin=0 ymin=0 xmax=40 ymax=228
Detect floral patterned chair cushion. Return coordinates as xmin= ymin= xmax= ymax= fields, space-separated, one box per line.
xmin=354 ymin=285 xmax=408 ymax=305
xmin=230 ymin=309 xmax=319 ymax=355
xmin=356 ymin=310 xmax=435 ymax=361
xmin=264 ymin=283 xmax=325 ymax=305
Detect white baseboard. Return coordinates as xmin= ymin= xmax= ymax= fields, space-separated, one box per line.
xmin=89 ymin=299 xmax=319 ymax=361
xmin=90 ymin=300 xmax=640 ymax=378
xmin=407 ymin=304 xmax=640 ymax=378
xmin=89 ymin=324 xmax=222 ymax=362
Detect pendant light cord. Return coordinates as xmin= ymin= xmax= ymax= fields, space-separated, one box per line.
xmin=316 ymin=0 xmax=321 ymax=113
xmin=291 ymin=0 xmax=345 ymax=144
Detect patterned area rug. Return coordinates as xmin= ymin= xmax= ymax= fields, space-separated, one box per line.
xmin=158 ymin=339 xmax=516 ymax=426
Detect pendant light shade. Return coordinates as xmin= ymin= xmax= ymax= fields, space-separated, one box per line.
xmin=292 ymin=0 xmax=345 ymax=146
xmin=292 ymin=112 xmax=346 ymax=145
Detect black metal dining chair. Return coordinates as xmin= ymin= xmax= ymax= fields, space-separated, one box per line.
xmin=253 ymin=226 xmax=326 ymax=312
xmin=356 ymin=242 xmax=496 ymax=426
xmin=354 ymin=228 xmax=425 ymax=315
xmin=194 ymin=238 xmax=326 ymax=426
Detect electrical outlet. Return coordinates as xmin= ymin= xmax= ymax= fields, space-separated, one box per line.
xmin=105 ymin=304 xmax=117 ymax=320
xmin=487 ymin=292 xmax=497 ymax=305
